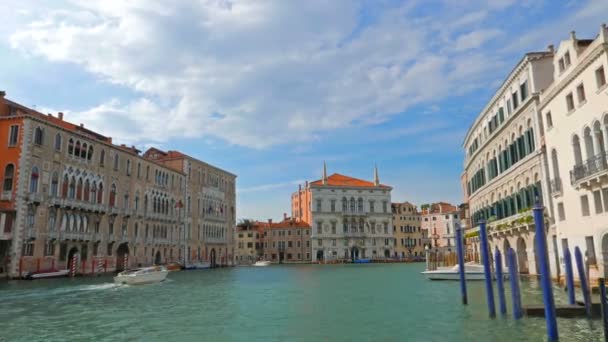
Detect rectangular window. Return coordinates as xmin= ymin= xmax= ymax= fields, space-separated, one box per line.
xmin=558 ymin=58 xmax=565 ymax=72
xmin=593 ymin=190 xmax=603 ymax=214
xmin=602 ymin=188 xmax=608 ymax=213
xmin=557 ymin=203 xmax=566 ymax=221
xmin=8 ymin=125 xmax=19 ymax=146
xmin=316 ymin=199 xmax=322 ymax=212
xmin=545 ymin=112 xmax=553 ymax=129
xmin=498 ymin=107 xmax=504 ymax=123
xmin=566 ymin=93 xmax=574 ymax=111
xmin=520 ymin=81 xmax=528 ymax=101
xmin=585 ymin=236 xmax=597 ymax=265
xmin=512 ymin=91 xmax=519 ymax=109
xmin=507 ymin=99 xmax=512 ymax=115
xmin=576 ymin=84 xmax=586 ymax=103
xmin=596 ymin=66 xmax=606 ymax=89
xmin=564 ymin=51 xmax=571 ymax=67
xmin=580 ymin=195 xmax=590 ymax=216
xmin=317 ymin=239 xmax=322 ymax=247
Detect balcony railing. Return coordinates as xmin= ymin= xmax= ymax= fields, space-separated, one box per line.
xmin=26 ymin=192 xmax=43 ymax=204
xmin=550 ymin=178 xmax=562 ymax=196
xmin=570 ymin=151 xmax=608 ymax=186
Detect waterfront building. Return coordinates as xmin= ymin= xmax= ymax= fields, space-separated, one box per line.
xmin=0 ymin=93 xmax=236 ymax=278
xmin=420 ymin=202 xmax=460 ymax=250
xmin=539 ymin=26 xmax=608 ymax=282
xmin=260 ymin=217 xmax=311 ymax=263
xmin=291 ymin=163 xmax=394 ymax=262
xmin=461 ymin=48 xmax=556 ymax=276
xmin=235 ymin=221 xmax=262 ymax=265
xmin=391 ymin=202 xmax=423 ymax=259
xmin=143 ymin=148 xmax=237 ymax=267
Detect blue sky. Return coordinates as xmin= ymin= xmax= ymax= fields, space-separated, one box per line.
xmin=1 ymin=0 xmax=607 ymax=220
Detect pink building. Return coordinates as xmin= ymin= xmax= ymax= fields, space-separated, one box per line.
xmin=421 ymin=202 xmax=461 ymax=250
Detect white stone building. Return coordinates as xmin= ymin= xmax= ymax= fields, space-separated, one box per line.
xmin=292 ymin=164 xmax=394 ymax=262
xmin=540 ymin=25 xmax=608 ymax=282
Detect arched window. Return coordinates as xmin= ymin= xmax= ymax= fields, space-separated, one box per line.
xmin=113 ymin=154 xmax=119 ymax=170
xmin=3 ymin=164 xmax=14 ymax=192
xmin=75 ymin=140 xmax=81 ymax=157
xmin=83 ymin=180 xmax=90 ymax=202
xmin=68 ymin=176 xmax=76 ymax=199
xmin=126 ymin=159 xmax=131 ymax=176
xmin=342 ymin=197 xmax=347 ymax=212
xmin=99 ymin=149 xmax=105 ymax=166
xmin=350 ymin=197 xmax=355 ymax=212
xmin=137 ymin=163 xmax=141 ymax=178
xmin=584 ymin=127 xmax=594 ymax=160
xmin=50 ymin=172 xmax=59 ymax=197
xmin=109 ymin=184 xmax=117 ymax=207
xmin=87 ymin=145 xmax=93 ymax=161
xmin=30 ymin=167 xmax=39 ymax=193
xmin=572 ymin=135 xmax=583 ymax=165
xmin=54 ymin=133 xmax=62 ymax=151
xmin=75 ymin=178 xmax=85 ymax=200
xmin=357 ymin=198 xmax=363 ymax=212
xmin=34 ymin=127 xmax=44 ymax=145
xmin=144 ymin=195 xmax=149 ymax=214
xmin=81 ymin=143 xmax=87 ymax=159
xmin=97 ymin=183 xmax=104 ymax=204
xmin=146 ymin=166 xmax=150 ymax=180
xmin=91 ymin=181 xmax=97 ymax=203
xmin=68 ymin=138 xmax=74 ymax=155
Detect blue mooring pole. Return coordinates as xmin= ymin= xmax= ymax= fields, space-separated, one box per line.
xmin=494 ymin=247 xmax=507 ymax=315
xmin=563 ymin=247 xmax=576 ymax=305
xmin=478 ymin=220 xmax=496 ymax=318
xmin=455 ymin=223 xmax=468 ymax=305
xmin=574 ymin=246 xmax=591 ymax=317
xmin=533 ymin=202 xmax=558 ymax=341
xmin=507 ymin=248 xmax=523 ymax=319
xmin=599 ymin=278 xmax=608 ymax=342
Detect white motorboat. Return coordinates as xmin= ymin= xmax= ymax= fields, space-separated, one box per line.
xmin=421 ymin=263 xmax=509 ymax=281
xmin=253 ymin=260 xmax=271 ymax=267
xmin=23 ymin=269 xmax=70 ymax=280
xmin=114 ymin=266 xmax=169 ymax=285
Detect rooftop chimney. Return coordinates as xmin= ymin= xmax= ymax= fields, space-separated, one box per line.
xmin=80 ymin=123 xmax=84 ymax=128
xmin=570 ymin=30 xmax=576 ymax=40
xmin=58 ymin=112 xmax=64 ymax=121
xmin=283 ymin=213 xmax=287 ymax=220
xmin=0 ymin=91 xmax=5 ymax=98
xmin=547 ymin=44 xmax=554 ymax=53
xmin=268 ymin=219 xmax=272 ymax=225
xmin=601 ymin=23 xmax=608 ymax=42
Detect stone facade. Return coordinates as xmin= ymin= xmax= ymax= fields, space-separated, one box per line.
xmin=461 ymin=49 xmax=556 ymax=276
xmin=292 ymin=165 xmax=394 ymax=262
xmin=0 ymin=94 xmax=236 ymax=278
xmin=421 ymin=202 xmax=460 ymax=250
xmin=391 ymin=202 xmax=424 ymax=259
xmin=540 ymin=26 xmax=608 ymax=283
xmin=260 ymin=218 xmax=311 ymax=263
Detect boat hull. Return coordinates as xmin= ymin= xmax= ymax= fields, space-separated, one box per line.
xmin=253 ymin=261 xmax=271 ymax=267
xmin=24 ymin=269 xmax=70 ymax=280
xmin=114 ymin=270 xmax=169 ymax=285
xmin=184 ymin=263 xmax=210 ymax=270
xmin=421 ymin=271 xmax=488 ymax=281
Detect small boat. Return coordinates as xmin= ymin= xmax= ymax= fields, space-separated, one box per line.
xmin=166 ymin=263 xmax=183 ymax=272
xmin=421 ymin=263 xmax=508 ymax=281
xmin=23 ymin=269 xmax=70 ymax=280
xmin=114 ymin=266 xmax=168 ymax=285
xmin=253 ymin=260 xmax=271 ymax=267
xmin=183 ymin=262 xmax=211 ymax=270
xmin=353 ymin=259 xmax=371 ymax=264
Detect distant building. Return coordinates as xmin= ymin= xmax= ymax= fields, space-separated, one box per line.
xmin=261 ymin=217 xmax=311 ymax=263
xmin=291 ymin=163 xmax=394 ymax=262
xmin=391 ymin=202 xmax=423 ymax=259
xmin=421 ymin=202 xmax=460 ymax=250
xmin=234 ymin=221 xmax=262 ymax=265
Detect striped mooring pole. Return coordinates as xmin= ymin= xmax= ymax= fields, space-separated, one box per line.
xmin=70 ymin=254 xmax=77 ymax=277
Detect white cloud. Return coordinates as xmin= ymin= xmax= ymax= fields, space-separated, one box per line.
xmin=7 ymin=1 xmax=531 ymax=148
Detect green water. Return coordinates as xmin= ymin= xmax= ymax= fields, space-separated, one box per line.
xmin=0 ymin=263 xmax=602 ymax=341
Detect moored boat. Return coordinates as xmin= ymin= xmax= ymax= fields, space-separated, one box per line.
xmin=23 ymin=269 xmax=70 ymax=280
xmin=253 ymin=260 xmax=271 ymax=267
xmin=166 ymin=262 xmax=183 ymax=272
xmin=114 ymin=266 xmax=169 ymax=285
xmin=421 ymin=263 xmax=509 ymax=281
xmin=183 ymin=262 xmax=211 ymax=270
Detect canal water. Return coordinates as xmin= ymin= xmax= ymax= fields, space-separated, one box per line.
xmin=0 ymin=263 xmax=602 ymax=341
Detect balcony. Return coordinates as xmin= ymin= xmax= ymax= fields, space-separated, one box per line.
xmin=570 ymin=151 xmax=608 ymax=189
xmin=25 ymin=228 xmax=37 ymax=240
xmin=343 ymin=231 xmax=367 ymax=238
xmin=0 ymin=191 xmax=12 ymax=201
xmin=550 ymin=178 xmax=562 ymax=197
xmin=26 ymin=192 xmax=43 ymax=204
xmin=109 ymin=207 xmax=121 ymax=216
xmin=482 ymin=211 xmax=534 ymax=237
xmin=123 ymin=208 xmax=133 ymax=218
